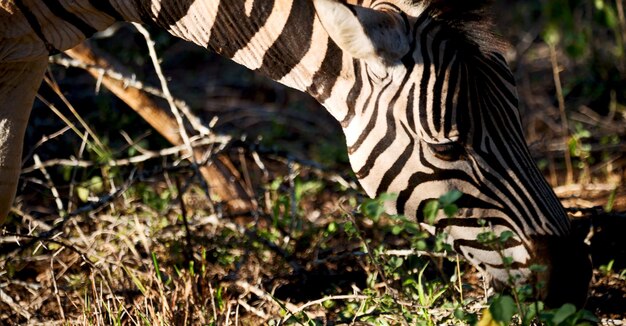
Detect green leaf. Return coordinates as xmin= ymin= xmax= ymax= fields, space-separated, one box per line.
xmin=391 ymin=225 xmax=404 ymax=235
xmin=89 ymin=176 xmax=104 ymax=193
xmin=378 ymin=192 xmax=398 ymax=202
xmin=579 ymin=309 xmax=600 ymax=323
xmin=552 ymin=303 xmax=576 ymax=324
xmin=414 ymin=240 xmax=427 ymax=251
xmin=530 ymin=264 xmax=548 ymax=273
xmin=423 ymin=200 xmax=439 ymax=225
xmin=76 ymin=186 xmax=90 ymax=203
xmin=443 ymin=203 xmax=459 ymax=217
xmin=523 ymin=301 xmax=544 ymax=325
xmin=361 ymin=198 xmax=385 ymax=220
xmin=439 ymin=189 xmax=462 ymax=205
xmin=499 ymin=231 xmax=515 ymax=243
xmin=327 ymin=222 xmax=337 ymax=233
xmin=489 ymin=295 xmax=516 ymax=324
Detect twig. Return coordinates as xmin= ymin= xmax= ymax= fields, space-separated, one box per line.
xmin=548 ymin=43 xmax=574 ymax=184
xmin=236 ymin=299 xmax=267 ymax=319
xmin=43 ymin=74 xmax=106 ymax=152
xmin=21 ymin=126 xmax=71 ymax=165
xmin=33 ymin=154 xmax=65 ymax=218
xmin=67 ymin=132 xmax=89 ymax=213
xmin=34 ymin=94 xmax=106 ymax=159
xmin=0 ymin=288 xmax=32 ymax=319
xmin=132 ymin=23 xmax=209 ymax=194
xmin=49 ymin=55 xmax=211 ymax=136
xmin=49 ymin=260 xmax=66 ymax=321
xmin=234 ymin=280 xmax=299 ymax=312
xmin=21 ymin=136 xmax=231 ymax=173
xmin=282 ymin=294 xmax=369 ymax=322
xmin=383 ymin=249 xmax=450 ymax=258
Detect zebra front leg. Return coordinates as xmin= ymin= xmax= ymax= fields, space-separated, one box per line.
xmin=0 ymin=59 xmax=47 ymax=223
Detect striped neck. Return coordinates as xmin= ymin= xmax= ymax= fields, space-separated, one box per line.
xmin=136 ymin=1 xmax=340 ymax=102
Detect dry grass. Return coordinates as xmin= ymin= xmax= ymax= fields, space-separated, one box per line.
xmin=2 ymin=1 xmax=626 ymax=324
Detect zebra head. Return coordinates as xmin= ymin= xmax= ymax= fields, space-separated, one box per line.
xmin=312 ymin=0 xmax=591 ymax=307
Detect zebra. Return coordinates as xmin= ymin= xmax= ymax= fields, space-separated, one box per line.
xmin=0 ymin=0 xmax=591 ymax=307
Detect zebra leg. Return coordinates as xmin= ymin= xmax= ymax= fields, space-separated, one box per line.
xmin=0 ymin=59 xmax=47 ymax=223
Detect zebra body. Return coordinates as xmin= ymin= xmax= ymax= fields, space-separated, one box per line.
xmin=0 ymin=0 xmax=591 ymax=307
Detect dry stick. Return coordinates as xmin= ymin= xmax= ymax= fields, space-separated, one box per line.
xmin=33 ymin=154 xmax=65 ymax=218
xmin=234 ymin=280 xmax=299 ymax=313
xmin=49 ymin=56 xmax=211 ymax=136
xmin=43 ymin=74 xmax=107 ymax=152
xmin=0 ymin=288 xmax=32 ymax=320
xmin=67 ymin=132 xmax=89 ymax=213
xmin=21 ymin=137 xmax=230 ymax=173
xmin=281 ymin=294 xmax=369 ymax=323
xmin=548 ymin=43 xmax=574 ymax=185
xmin=236 ymin=299 xmax=267 ymax=319
xmin=64 ymin=42 xmax=252 ymax=212
xmin=131 ymin=23 xmax=196 ymax=175
xmin=49 ymin=260 xmax=66 ymax=321
xmin=208 ymin=280 xmax=219 ymax=322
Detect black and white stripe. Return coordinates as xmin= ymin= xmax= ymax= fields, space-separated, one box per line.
xmin=4 ymin=0 xmax=587 ymax=303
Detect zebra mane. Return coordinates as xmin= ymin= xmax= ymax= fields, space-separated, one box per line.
xmin=421 ymin=0 xmax=506 ymax=54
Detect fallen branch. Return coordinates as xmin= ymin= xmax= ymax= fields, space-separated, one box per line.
xmin=63 ymin=40 xmax=253 ymax=213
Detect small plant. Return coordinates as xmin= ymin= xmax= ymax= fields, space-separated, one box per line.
xmin=474 ymin=226 xmax=599 ymax=326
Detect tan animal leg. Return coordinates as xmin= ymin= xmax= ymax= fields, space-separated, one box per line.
xmin=0 ymin=59 xmax=47 ymax=223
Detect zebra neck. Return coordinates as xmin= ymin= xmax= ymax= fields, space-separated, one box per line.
xmin=140 ymin=0 xmax=344 ymax=101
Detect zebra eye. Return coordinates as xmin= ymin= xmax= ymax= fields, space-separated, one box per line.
xmin=427 ymin=142 xmax=465 ymax=161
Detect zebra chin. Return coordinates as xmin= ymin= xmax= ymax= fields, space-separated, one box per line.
xmin=450 ymin=220 xmax=592 ymax=309
xmin=396 ymin=198 xmax=592 ymax=309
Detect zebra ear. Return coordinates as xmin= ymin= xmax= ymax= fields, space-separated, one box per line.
xmin=313 ymin=0 xmax=409 ymax=63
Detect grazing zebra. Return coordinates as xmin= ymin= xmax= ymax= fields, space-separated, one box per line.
xmin=0 ymin=0 xmax=591 ymax=307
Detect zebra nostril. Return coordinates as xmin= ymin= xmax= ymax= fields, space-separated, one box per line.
xmin=427 ymin=141 xmax=466 ymax=161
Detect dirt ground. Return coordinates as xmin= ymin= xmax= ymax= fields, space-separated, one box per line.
xmin=1 ymin=0 xmax=626 ymax=324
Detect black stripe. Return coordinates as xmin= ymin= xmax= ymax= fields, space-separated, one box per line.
xmin=355 ymin=72 xmax=413 ymax=179
xmin=396 ymin=150 xmax=485 ymax=218
xmin=457 ymin=240 xmax=530 ymax=269
xmin=476 ymin=56 xmax=519 ymax=110
xmin=405 ymin=83 xmax=417 ymax=133
xmin=42 ymin=0 xmax=98 ymax=37
xmin=307 ymin=38 xmax=343 ymax=103
xmin=375 ymin=122 xmax=415 ymax=196
xmin=347 ymin=78 xmax=392 ymax=154
xmin=481 ymin=110 xmax=559 ymax=231
xmin=472 ymin=126 xmax=534 ymax=230
xmin=14 ymin=0 xmax=59 ymax=55
xmin=487 ymin=52 xmax=516 ymax=85
xmin=153 ymin=1 xmax=194 ymax=29
xmin=88 ymin=0 xmax=124 ymax=21
xmin=208 ymin=0 xmax=275 ymax=59
xmin=454 ymin=237 xmax=523 ymax=252
xmin=132 ymin=0 xmax=153 ymax=23
xmin=444 ymin=61 xmax=474 ymax=140
xmin=443 ymin=59 xmax=461 ymax=137
xmin=341 ymin=60 xmax=363 ymax=128
xmin=418 ymin=21 xmax=437 ymax=137
xmin=258 ymin=0 xmax=315 ymax=80
xmin=435 ymin=215 xmax=519 ymax=239
xmin=430 ymin=39 xmax=455 ymax=135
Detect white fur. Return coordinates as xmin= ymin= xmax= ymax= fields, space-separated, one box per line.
xmin=313 ymin=0 xmax=409 ymax=63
